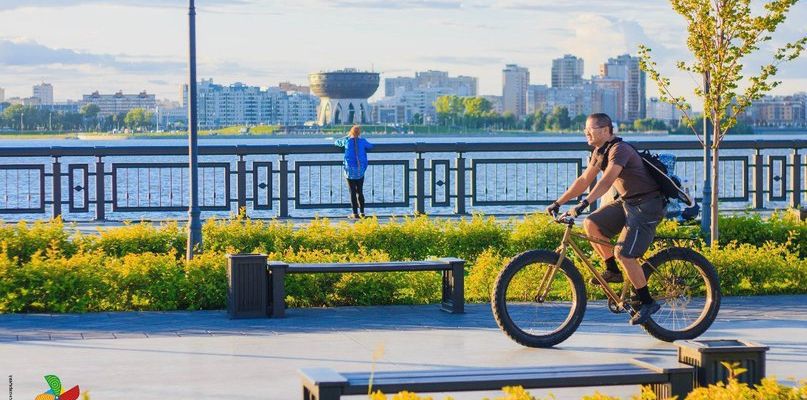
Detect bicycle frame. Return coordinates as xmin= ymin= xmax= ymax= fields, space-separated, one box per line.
xmin=537 ymin=221 xmax=643 ymax=312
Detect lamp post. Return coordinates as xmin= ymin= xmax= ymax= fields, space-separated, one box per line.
xmin=186 ymin=0 xmax=202 ymax=259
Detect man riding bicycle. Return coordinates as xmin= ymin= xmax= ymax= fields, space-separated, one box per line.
xmin=546 ymin=113 xmax=665 ymax=325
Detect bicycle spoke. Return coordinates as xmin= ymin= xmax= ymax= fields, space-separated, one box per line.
xmin=646 ymin=253 xmax=711 ymax=333
xmin=504 ymin=262 xmax=575 ymax=337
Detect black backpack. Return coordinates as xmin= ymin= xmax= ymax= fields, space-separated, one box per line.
xmin=599 ymin=138 xmax=695 ymax=207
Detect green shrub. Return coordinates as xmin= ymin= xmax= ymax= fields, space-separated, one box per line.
xmin=181 ymin=252 xmax=228 ymax=310
xmin=716 ymin=211 xmax=806 ymax=258
xmin=1 ymin=212 xmax=806 ymax=313
xmin=203 ymin=216 xmax=294 ymax=254
xmin=81 ymin=222 xmax=185 ymax=258
xmin=0 ymin=218 xmax=76 ymax=263
xmin=508 ymin=213 xmax=568 ymax=253
xmin=700 ymin=240 xmax=807 ymax=295
xmin=466 ymin=249 xmax=509 ymax=302
xmin=359 ymin=215 xmax=443 ymax=260
xmin=442 ymin=214 xmax=509 ymax=263
xmin=107 ymin=252 xmax=185 ymax=310
xmin=0 ymin=249 xmax=109 ymax=313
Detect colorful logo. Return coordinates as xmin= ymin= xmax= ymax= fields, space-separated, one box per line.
xmin=34 ymin=375 xmax=80 ymax=400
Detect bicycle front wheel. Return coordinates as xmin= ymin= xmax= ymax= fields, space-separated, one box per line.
xmin=641 ymin=247 xmax=721 ymax=341
xmin=491 ymin=250 xmax=587 ymax=348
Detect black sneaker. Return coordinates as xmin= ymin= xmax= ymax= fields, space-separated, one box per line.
xmin=589 ymin=269 xmax=624 ymax=285
xmin=629 ymin=301 xmax=661 ymax=325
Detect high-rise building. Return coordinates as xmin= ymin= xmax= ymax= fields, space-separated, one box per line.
xmin=600 ymin=54 xmax=646 ymax=122
xmin=551 ymin=55 xmax=584 ymax=89
xmin=384 ymin=77 xmax=416 ymax=97
xmin=591 ymin=77 xmax=626 ymax=122
xmin=183 ymin=79 xmax=319 ymax=128
xmin=33 ymin=83 xmax=54 ymax=105
xmin=0 ymin=87 xmax=4 ymax=102
xmin=384 ymin=71 xmax=477 ymax=97
xmin=647 ymin=97 xmax=683 ymax=126
xmin=528 ymin=83 xmax=595 ymax=117
xmin=502 ymin=64 xmax=529 ymax=118
xmin=82 ymin=90 xmax=157 ymax=116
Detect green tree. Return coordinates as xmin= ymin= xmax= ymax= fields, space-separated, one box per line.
xmin=434 ymin=95 xmax=464 ymax=126
xmin=633 ymin=118 xmax=668 ymax=131
xmin=124 ymin=108 xmax=153 ymax=131
xmin=545 ymin=107 xmax=571 ymax=131
xmin=639 ymin=0 xmax=806 ymax=243
xmin=80 ymin=104 xmax=101 ymax=131
xmin=3 ymin=104 xmax=25 ymax=130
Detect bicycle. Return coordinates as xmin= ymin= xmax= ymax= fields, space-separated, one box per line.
xmin=491 ymin=212 xmax=721 ymax=348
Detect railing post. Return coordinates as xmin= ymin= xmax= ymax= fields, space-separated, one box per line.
xmin=279 ymin=155 xmax=289 ymax=218
xmin=52 ymin=156 xmax=61 ymax=218
xmin=455 ymin=152 xmax=466 ymax=215
xmin=95 ymin=156 xmax=105 ymax=221
xmin=415 ymin=153 xmax=425 ymax=215
xmin=754 ymin=150 xmax=764 ymax=209
xmin=237 ymin=154 xmax=247 ymax=213
xmin=791 ymin=148 xmax=801 ymax=209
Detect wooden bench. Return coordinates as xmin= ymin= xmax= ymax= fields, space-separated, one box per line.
xmin=266 ymin=258 xmax=465 ymax=317
xmin=299 ymin=357 xmax=694 ymax=400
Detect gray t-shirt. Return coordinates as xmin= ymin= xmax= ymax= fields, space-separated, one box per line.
xmin=588 ymin=137 xmax=660 ymax=199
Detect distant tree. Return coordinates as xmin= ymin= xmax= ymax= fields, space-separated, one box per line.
xmin=434 ymin=95 xmax=464 ymax=126
xmin=411 ymin=113 xmax=423 ymax=125
xmin=570 ymin=114 xmax=588 ymax=131
xmin=633 ymin=118 xmax=668 ymax=131
xmin=124 ymin=108 xmax=153 ymax=131
xmin=3 ymin=104 xmax=25 ymax=130
xmin=545 ymin=107 xmax=571 ymax=131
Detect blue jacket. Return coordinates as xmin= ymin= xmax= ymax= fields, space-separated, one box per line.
xmin=334 ymin=136 xmax=374 ymax=179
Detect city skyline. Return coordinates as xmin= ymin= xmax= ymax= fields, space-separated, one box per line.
xmin=1 ymin=1 xmax=805 ymax=108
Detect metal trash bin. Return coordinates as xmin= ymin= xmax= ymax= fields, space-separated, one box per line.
xmin=226 ymin=254 xmax=269 ymax=319
xmin=675 ymin=339 xmax=769 ymax=387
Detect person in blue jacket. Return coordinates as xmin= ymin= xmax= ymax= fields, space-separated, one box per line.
xmin=334 ymin=125 xmax=374 ymax=218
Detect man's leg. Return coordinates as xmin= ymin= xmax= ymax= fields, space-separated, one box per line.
xmin=583 ymin=201 xmax=625 ymax=282
xmin=613 ymin=253 xmax=646 ymax=288
xmin=583 ymin=218 xmax=614 ymax=261
xmin=616 ymin=196 xmax=666 ymax=324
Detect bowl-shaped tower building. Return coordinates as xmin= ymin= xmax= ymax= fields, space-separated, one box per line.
xmin=309 ymin=69 xmax=379 ymax=125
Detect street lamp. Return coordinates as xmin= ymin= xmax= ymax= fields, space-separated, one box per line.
xmin=186 ymin=0 xmax=202 ymax=259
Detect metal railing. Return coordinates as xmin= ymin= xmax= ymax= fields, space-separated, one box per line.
xmin=0 ymin=139 xmax=803 ymax=221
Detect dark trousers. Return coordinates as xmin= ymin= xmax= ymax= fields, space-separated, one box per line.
xmin=347 ymin=177 xmax=365 ymax=215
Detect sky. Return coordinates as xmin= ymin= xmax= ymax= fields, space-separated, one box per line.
xmin=0 ymin=0 xmax=805 ymax=106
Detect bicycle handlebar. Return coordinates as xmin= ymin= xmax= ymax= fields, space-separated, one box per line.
xmin=549 ymin=210 xmax=576 ymax=226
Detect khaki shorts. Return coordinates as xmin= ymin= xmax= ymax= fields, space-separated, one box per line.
xmin=586 ymin=193 xmax=666 ymax=258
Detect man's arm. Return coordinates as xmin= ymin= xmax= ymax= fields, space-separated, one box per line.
xmin=583 ymin=163 xmax=623 ymax=204
xmin=555 ymin=163 xmax=600 ymax=205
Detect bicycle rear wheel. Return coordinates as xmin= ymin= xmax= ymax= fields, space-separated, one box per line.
xmin=641 ymin=247 xmax=721 ymax=341
xmin=491 ymin=250 xmax=586 ymax=348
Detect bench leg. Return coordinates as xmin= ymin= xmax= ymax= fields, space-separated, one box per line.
xmin=646 ymin=370 xmax=693 ymax=400
xmin=441 ymin=260 xmax=465 ymax=313
xmin=268 ymin=266 xmax=287 ymax=318
xmin=309 ymin=386 xmax=341 ymax=400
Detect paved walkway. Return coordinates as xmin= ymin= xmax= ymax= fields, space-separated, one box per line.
xmin=1 ymin=295 xmax=805 ymax=399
